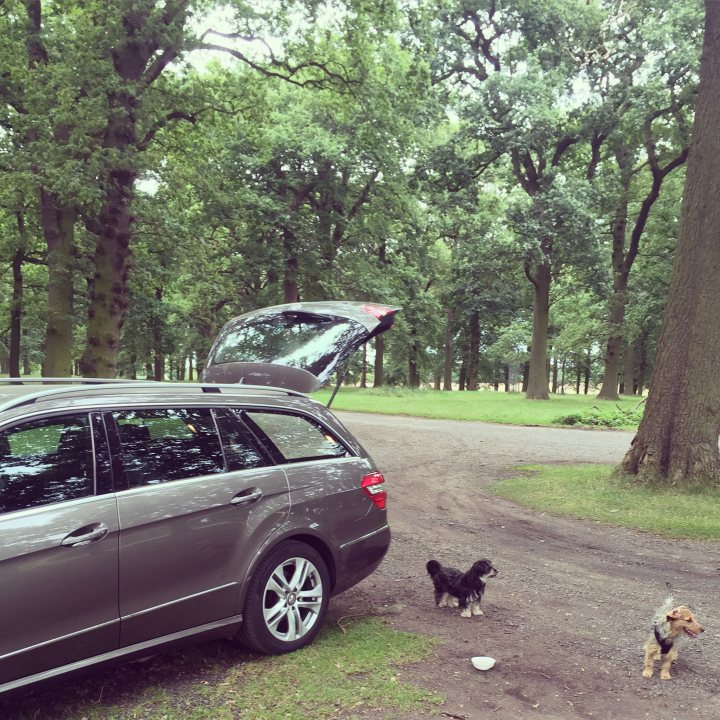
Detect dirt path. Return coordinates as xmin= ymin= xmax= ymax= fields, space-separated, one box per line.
xmin=331 ymin=413 xmax=720 ymax=720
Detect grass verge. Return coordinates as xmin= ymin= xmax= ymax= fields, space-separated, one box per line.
xmin=1 ymin=618 xmax=440 ymax=720
xmin=313 ymin=387 xmax=641 ymax=428
xmin=491 ymin=464 xmax=720 ymax=540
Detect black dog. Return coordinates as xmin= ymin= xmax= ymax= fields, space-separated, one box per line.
xmin=426 ymin=559 xmax=498 ymax=618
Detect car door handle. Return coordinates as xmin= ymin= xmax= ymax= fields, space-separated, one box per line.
xmin=61 ymin=523 xmax=109 ymax=548
xmin=231 ymin=488 xmax=263 ymax=506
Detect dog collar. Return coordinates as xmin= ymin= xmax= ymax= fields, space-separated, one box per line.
xmin=653 ymin=624 xmax=675 ymax=655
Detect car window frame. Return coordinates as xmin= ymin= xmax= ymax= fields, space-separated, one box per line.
xmin=213 ymin=408 xmax=275 ymax=471
xmin=107 ymin=406 xmax=228 ymax=489
xmin=0 ymin=410 xmax=112 ymax=514
xmin=104 ymin=405 xmax=273 ymax=491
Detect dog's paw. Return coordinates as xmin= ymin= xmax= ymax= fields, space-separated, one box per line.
xmin=438 ymin=594 xmax=449 ymax=607
xmin=471 ymin=605 xmax=484 ymax=616
xmin=660 ymin=671 xmax=672 ymax=681
xmin=642 ymin=668 xmax=653 ymax=678
xmin=460 ymin=607 xmax=472 ymax=618
xmin=449 ymin=597 xmax=459 ymax=608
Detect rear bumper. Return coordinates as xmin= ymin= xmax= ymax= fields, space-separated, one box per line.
xmin=332 ymin=524 xmax=391 ymax=596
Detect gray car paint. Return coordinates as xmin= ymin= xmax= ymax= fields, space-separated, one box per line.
xmin=0 ymin=495 xmax=120 ymax=685
xmin=0 ymin=386 xmax=389 ymax=693
xmin=117 ymin=464 xmax=290 ymax=646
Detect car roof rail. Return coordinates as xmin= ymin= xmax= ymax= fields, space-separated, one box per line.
xmin=0 ymin=378 xmax=308 ymax=413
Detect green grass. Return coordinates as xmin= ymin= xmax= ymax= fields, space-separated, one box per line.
xmin=492 ymin=464 xmax=720 ymax=540
xmin=314 ymin=387 xmax=642 ymax=428
xmin=1 ymin=618 xmax=440 ymax=720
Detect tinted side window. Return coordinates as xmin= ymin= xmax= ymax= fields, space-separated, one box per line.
xmin=245 ymin=411 xmax=349 ymax=462
xmin=114 ymin=408 xmax=225 ymax=486
xmin=214 ymin=410 xmax=267 ymax=471
xmin=0 ymin=414 xmax=94 ymax=513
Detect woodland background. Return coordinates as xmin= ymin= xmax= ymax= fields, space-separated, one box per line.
xmin=0 ymin=0 xmax=700 ymax=399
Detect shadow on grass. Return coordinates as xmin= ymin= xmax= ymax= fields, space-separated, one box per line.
xmin=0 ymin=638 xmax=254 ymax=720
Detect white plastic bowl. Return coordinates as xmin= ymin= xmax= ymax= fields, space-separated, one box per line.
xmin=471 ymin=656 xmax=496 ymax=671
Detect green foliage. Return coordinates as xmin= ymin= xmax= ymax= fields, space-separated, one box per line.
xmin=552 ymin=402 xmax=644 ymax=429
xmin=0 ymin=0 xmax=704 ymax=390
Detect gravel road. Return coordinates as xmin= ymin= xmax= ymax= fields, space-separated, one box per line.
xmin=331 ymin=412 xmax=720 ymax=720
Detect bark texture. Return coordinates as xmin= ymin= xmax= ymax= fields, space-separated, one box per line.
xmin=526 ymin=263 xmax=550 ymax=399
xmin=373 ymin=336 xmax=385 ymax=388
xmin=41 ymin=195 xmax=75 ymax=377
xmin=466 ymin=311 xmax=480 ymax=391
xmin=443 ymin=307 xmax=454 ymax=391
xmin=622 ymin=1 xmax=720 ymax=484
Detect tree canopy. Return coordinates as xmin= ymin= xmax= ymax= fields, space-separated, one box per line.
xmin=1 ymin=0 xmax=715 ymax=484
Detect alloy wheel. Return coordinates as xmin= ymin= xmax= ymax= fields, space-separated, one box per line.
xmin=262 ymin=556 xmax=324 ymax=642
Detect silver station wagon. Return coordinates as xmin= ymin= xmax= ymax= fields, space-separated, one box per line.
xmin=0 ymin=301 xmax=396 ymax=693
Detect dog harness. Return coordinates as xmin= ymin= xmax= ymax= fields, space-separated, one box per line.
xmin=653 ymin=624 xmax=675 ymax=655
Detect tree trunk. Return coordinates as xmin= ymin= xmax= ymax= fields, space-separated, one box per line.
xmin=467 ymin=311 xmax=480 ymax=391
xmin=575 ymin=364 xmax=581 ymax=395
xmin=597 ymin=150 xmax=631 ymax=400
xmin=459 ymin=362 xmax=467 ymax=391
xmin=522 ymin=359 xmax=529 ymax=393
xmin=584 ymin=354 xmax=591 ymax=395
xmin=22 ymin=330 xmax=31 ymax=375
xmin=621 ymin=341 xmax=636 ymax=396
xmin=637 ymin=331 xmax=649 ymax=395
xmin=373 ymin=336 xmax=384 ymax=387
xmin=25 ymin=2 xmax=76 ymax=378
xmin=443 ymin=306 xmax=454 ymax=391
xmin=408 ymin=326 xmax=420 ymax=388
xmin=503 ymin=364 xmax=510 ymax=392
xmin=360 ymin=344 xmax=367 ymax=388
xmin=9 ymin=247 xmax=24 ymax=378
xmin=40 ymin=195 xmax=76 ymax=378
xmin=551 ymin=356 xmax=558 ymax=394
xmin=622 ymin=0 xmax=720 ymax=485
xmin=526 ymin=264 xmax=551 ymax=399
xmin=283 ymin=229 xmax=300 ymax=302
xmin=80 ymin=174 xmax=132 ymax=377
xmin=80 ymin=55 xmax=143 ymax=377
xmin=153 ymin=287 xmax=164 ymax=381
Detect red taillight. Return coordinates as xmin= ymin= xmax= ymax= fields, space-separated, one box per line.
xmin=361 ymin=472 xmax=387 ymax=510
xmin=362 ymin=304 xmax=394 ymax=319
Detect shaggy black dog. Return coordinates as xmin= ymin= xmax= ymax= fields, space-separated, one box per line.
xmin=426 ymin=559 xmax=498 ymax=617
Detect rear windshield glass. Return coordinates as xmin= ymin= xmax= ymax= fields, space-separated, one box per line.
xmin=212 ymin=314 xmax=359 ymax=376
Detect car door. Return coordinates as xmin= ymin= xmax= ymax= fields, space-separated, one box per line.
xmin=113 ymin=406 xmax=290 ymax=647
xmin=202 ymin=301 xmax=399 ymax=391
xmin=0 ymin=412 xmax=119 ymax=687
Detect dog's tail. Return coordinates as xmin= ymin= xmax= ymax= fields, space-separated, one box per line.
xmin=426 ymin=560 xmax=441 ymax=577
xmin=654 ymin=581 xmax=676 ymax=623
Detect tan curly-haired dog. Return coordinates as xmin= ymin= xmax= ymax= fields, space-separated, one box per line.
xmin=642 ymin=592 xmax=704 ymax=680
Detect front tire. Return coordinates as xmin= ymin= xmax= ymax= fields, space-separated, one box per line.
xmin=239 ymin=541 xmax=330 ymax=654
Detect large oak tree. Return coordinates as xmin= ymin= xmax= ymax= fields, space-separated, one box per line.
xmin=622 ymin=0 xmax=720 ymax=485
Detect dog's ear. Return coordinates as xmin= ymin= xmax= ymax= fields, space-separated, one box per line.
xmin=666 ymin=608 xmax=683 ymax=622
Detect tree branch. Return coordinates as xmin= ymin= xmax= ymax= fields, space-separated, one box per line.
xmin=196 ymin=37 xmax=357 ymax=89
xmin=137 ymin=110 xmax=197 ymax=151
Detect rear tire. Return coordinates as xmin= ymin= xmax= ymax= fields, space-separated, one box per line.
xmin=238 ymin=541 xmax=330 ymax=654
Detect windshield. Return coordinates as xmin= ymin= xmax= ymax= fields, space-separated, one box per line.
xmin=211 ymin=314 xmax=362 ymax=378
